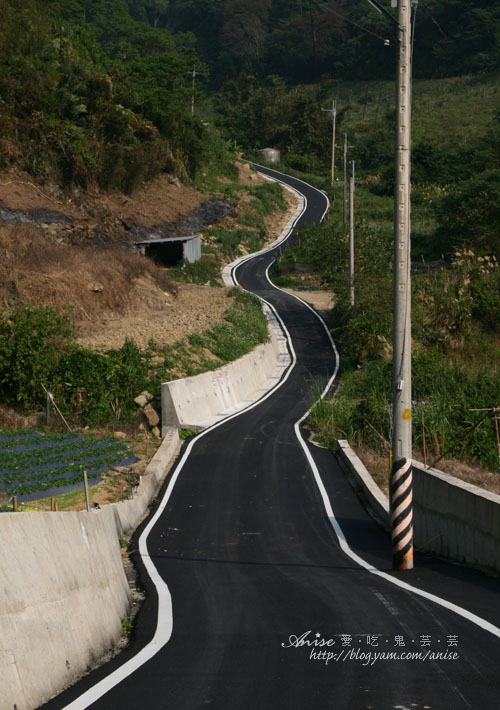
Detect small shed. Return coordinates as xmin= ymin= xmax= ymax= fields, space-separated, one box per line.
xmin=136 ymin=235 xmax=201 ymax=266
xmin=258 ymin=147 xmax=280 ymax=164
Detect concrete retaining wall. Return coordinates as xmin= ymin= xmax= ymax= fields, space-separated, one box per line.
xmin=336 ymin=440 xmax=500 ymax=573
xmin=412 ymin=461 xmax=500 ymax=571
xmin=0 ymin=429 xmax=180 ymax=710
xmin=161 ymin=178 xmax=305 ymax=434
xmin=161 ymin=305 xmax=290 ymax=432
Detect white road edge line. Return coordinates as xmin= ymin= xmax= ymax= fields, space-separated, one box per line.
xmin=59 ymin=174 xmax=311 ymax=710
xmin=233 ymin=171 xmax=500 ymax=639
xmin=61 ymin=170 xmax=500 ymax=710
xmin=265 ymin=229 xmax=500 ymax=644
xmin=289 ymin=300 xmax=500 ymax=640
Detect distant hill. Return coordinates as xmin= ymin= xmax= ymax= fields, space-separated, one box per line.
xmin=162 ymin=0 xmax=500 ymax=86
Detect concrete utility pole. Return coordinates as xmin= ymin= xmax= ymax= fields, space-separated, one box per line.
xmin=349 ymin=161 xmax=355 ymax=307
xmin=190 ymin=66 xmax=196 ymax=114
xmin=321 ymin=100 xmax=337 ymax=191
xmin=391 ymin=0 xmax=414 ymax=571
xmin=343 ymin=133 xmax=348 ymax=225
xmin=342 ymin=134 xmax=354 ymax=225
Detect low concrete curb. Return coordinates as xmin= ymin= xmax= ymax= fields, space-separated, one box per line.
xmin=336 ymin=439 xmax=500 ymax=574
xmin=107 ymin=427 xmax=180 ymax=534
xmin=337 ymin=440 xmax=390 ymax=532
xmin=161 ymin=305 xmax=290 ymax=432
xmin=0 ymin=429 xmax=180 ymax=710
xmin=161 ymin=178 xmax=305 ymax=434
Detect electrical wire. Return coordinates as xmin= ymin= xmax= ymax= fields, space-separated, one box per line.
xmin=310 ymin=0 xmax=395 ymax=45
xmin=411 ymin=1 xmax=418 ymax=60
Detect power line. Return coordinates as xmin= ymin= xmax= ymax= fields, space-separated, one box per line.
xmin=365 ymin=0 xmax=403 ymax=29
xmin=311 ymin=0 xmax=395 ymax=45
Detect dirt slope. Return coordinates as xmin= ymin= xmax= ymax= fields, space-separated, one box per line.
xmin=0 ymin=163 xmax=299 ymax=351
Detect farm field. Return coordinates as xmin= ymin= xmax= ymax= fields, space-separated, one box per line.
xmin=0 ymin=429 xmax=137 ymax=503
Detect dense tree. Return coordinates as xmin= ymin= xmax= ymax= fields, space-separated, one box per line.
xmin=0 ymin=0 xmax=213 ymax=189
xmin=163 ymin=0 xmax=500 ymax=86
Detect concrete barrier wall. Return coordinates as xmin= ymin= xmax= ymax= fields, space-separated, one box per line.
xmin=0 ymin=429 xmax=180 ymax=710
xmin=108 ymin=427 xmax=180 ymax=534
xmin=412 ymin=461 xmax=500 ymax=571
xmin=336 ymin=440 xmax=500 ymax=573
xmin=0 ymin=509 xmax=129 ymax=710
xmin=161 ymin=305 xmax=290 ymax=432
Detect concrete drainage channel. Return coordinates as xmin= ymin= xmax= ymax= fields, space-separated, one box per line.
xmin=0 ymin=176 xmax=305 ymax=710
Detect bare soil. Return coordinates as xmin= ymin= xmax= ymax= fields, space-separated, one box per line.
xmin=0 ymin=162 xmax=299 ymax=351
xmin=353 ymin=444 xmax=500 ymax=497
xmin=0 ymin=168 xmax=208 ymax=228
xmin=0 ymin=161 xmax=300 ymax=511
xmin=283 ymin=288 xmax=334 ymax=315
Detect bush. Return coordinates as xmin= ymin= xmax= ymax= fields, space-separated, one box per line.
xmin=56 ymin=340 xmax=153 ymax=426
xmin=0 ymin=292 xmax=269 ymax=427
xmin=311 ymin=353 xmax=500 ymax=471
xmin=434 ymin=169 xmax=500 ymax=256
xmin=0 ymin=306 xmax=73 ymax=410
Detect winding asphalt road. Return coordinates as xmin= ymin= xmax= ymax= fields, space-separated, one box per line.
xmin=43 ymin=167 xmax=500 ymax=710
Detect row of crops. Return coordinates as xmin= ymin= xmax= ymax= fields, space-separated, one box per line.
xmin=0 ymin=429 xmax=137 ymax=502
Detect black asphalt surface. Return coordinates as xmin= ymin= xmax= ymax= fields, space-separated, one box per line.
xmin=43 ymin=166 xmax=500 ymax=710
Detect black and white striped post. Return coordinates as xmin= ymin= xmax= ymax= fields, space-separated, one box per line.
xmin=391 ymin=0 xmax=414 ymax=571
xmin=364 ymin=0 xmax=416 ymax=570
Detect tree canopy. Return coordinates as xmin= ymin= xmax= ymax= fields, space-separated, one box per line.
xmin=164 ymin=0 xmax=500 ymax=86
xmin=0 ymin=0 xmax=211 ymax=189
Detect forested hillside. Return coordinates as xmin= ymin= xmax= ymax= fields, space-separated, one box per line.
xmin=163 ymin=0 xmax=500 ymax=85
xmin=0 ymin=0 xmax=228 ymax=192
xmin=1 ymin=1 xmax=498 ymax=191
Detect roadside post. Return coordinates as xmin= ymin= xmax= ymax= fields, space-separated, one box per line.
xmin=83 ymin=470 xmax=91 ymax=513
xmin=391 ymin=0 xmax=414 ymax=570
xmin=365 ymin=0 xmax=416 ymax=570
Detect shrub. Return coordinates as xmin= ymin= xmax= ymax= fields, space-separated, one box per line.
xmin=56 ymin=340 xmax=152 ymax=426
xmin=0 ymin=306 xmax=73 ymax=410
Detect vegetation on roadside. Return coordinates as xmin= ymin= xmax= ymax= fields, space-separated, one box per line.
xmin=259 ymin=61 xmax=500 ymax=481
xmin=167 ymin=179 xmax=287 ymax=285
xmin=273 ymin=190 xmax=500 ymax=473
xmin=0 ymin=0 xmax=236 ymax=191
xmin=0 ymin=288 xmax=268 ymax=428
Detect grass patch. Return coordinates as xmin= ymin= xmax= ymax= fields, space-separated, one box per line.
xmin=160 ymin=288 xmax=269 ymax=378
xmin=167 ymin=254 xmax=223 ymax=286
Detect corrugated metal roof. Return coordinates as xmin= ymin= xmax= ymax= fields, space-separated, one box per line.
xmin=134 ymin=234 xmax=201 ymax=245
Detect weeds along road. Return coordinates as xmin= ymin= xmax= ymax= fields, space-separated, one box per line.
xmin=43 ymin=167 xmax=500 ymax=710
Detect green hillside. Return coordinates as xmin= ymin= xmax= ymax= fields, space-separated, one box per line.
xmin=0 ymin=0 xmax=234 ymax=191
